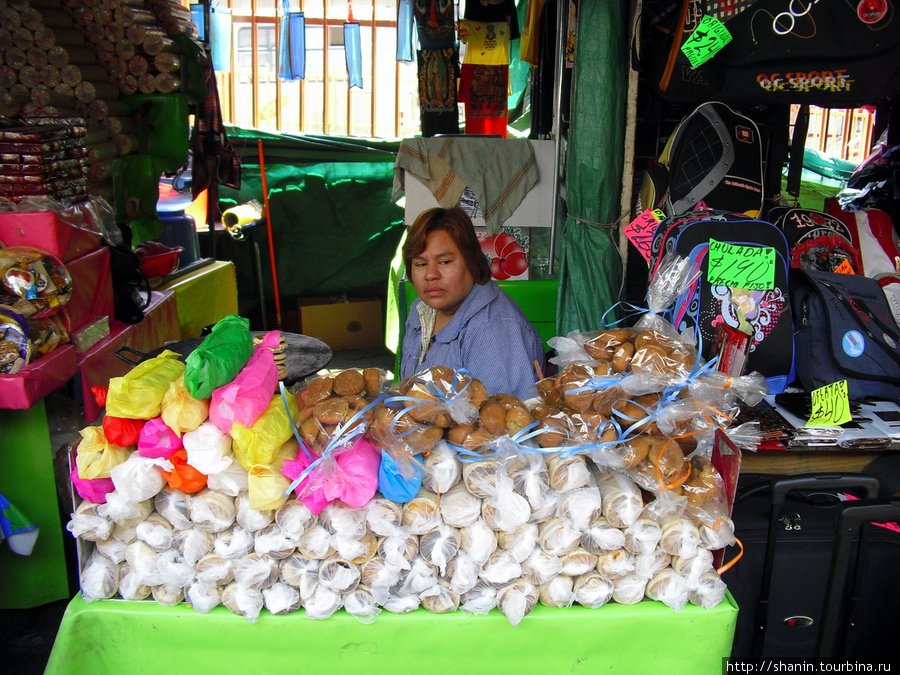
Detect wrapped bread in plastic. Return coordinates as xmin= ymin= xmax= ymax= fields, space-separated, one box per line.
xmin=297 ymin=523 xmax=335 ymax=560
xmin=699 ymin=517 xmax=736 ymax=551
xmin=547 ymin=453 xmax=592 ymax=492
xmin=187 ymin=580 xmax=222 ymax=613
xmin=377 ymin=532 xmax=419 ymax=570
xmin=521 ymin=549 xmax=563 ymax=585
xmin=360 ymin=556 xmax=403 ymax=591
xmin=235 ymin=491 xmax=274 ymax=532
xmin=460 ymin=584 xmax=497 ymax=615
xmin=214 ymin=526 xmax=255 ymax=560
xmin=421 ymin=440 xmax=461 ymax=494
xmin=439 ymin=483 xmax=482 ymax=528
xmin=318 ymin=555 xmax=361 ymax=593
xmin=94 ymin=536 xmax=128 ymax=565
xmin=420 ymin=579 xmax=460 ymax=614
xmin=445 ymin=550 xmax=480 ymax=595
xmin=190 ymin=488 xmax=236 ymax=533
xmin=303 ymin=585 xmax=343 ymax=619
xmin=154 ymin=487 xmax=192 ymax=530
xmin=195 ymin=553 xmax=234 ymax=586
xmin=496 ymin=579 xmax=538 ymax=627
xmin=581 ymin=515 xmax=626 ymax=555
xmin=559 ymin=547 xmax=598 ymax=577
xmin=497 ymin=522 xmax=539 ymax=564
xmin=528 ymin=487 xmax=561 ymax=525
xmin=689 ymin=569 xmax=728 ymax=609
xmin=479 ymin=550 xmax=522 ymax=587
xmin=572 ymin=572 xmax=614 ymax=609
xmin=646 ymin=567 xmax=690 ymax=612
xmin=344 ymin=585 xmax=381 ymax=624
xmin=538 ymin=517 xmax=582 ymax=557
xmin=462 ymin=460 xmax=497 ymax=499
xmin=156 ymin=549 xmax=194 ymax=590
xmin=481 ymin=470 xmax=531 ymax=534
xmin=382 ymin=591 xmax=420 ymax=614
xmin=507 ymin=453 xmax=550 ymax=506
xmin=365 ymin=498 xmax=403 ymax=536
xmin=623 ymin=516 xmax=663 ymax=557
xmin=397 ymin=556 xmax=439 ymax=596
xmin=595 ymin=548 xmax=635 ymax=580
xmin=206 ymin=459 xmax=249 ymax=497
xmin=263 ymin=582 xmax=301 ymax=615
xmin=222 ymin=582 xmax=264 ymax=623
xmin=279 ymin=554 xmax=320 ymax=599
xmin=459 ymin=519 xmax=498 ymax=566
xmin=275 ymin=499 xmax=316 ymax=542
xmin=135 ymin=512 xmax=174 ymax=552
xmin=98 ymin=493 xmax=154 ymax=528
xmin=118 ymin=562 xmax=152 ymax=601
xmin=233 ymin=552 xmax=279 ymax=590
xmin=539 ymin=575 xmax=575 ymax=608
xmin=612 ymin=571 xmax=647 ymax=605
xmin=635 ymin=548 xmax=672 ymax=580
xmin=109 ymin=453 xmax=169 ymax=504
xmin=597 ymin=471 xmax=643 ymax=529
xmin=671 ymin=548 xmax=715 ymax=584
xmin=173 ymin=528 xmax=214 ymax=564
xmin=557 ymin=486 xmax=602 ymax=531
xmin=80 ymin=550 xmax=120 ymax=602
xmin=659 ymin=516 xmax=703 ymax=559
xmin=401 ymin=488 xmax=441 ymax=535
xmin=152 ymin=584 xmax=184 ymax=607
xmin=67 ymin=500 xmax=114 ymax=542
xmin=320 ymin=501 xmax=367 ymax=537
xmin=334 ymin=531 xmax=378 ymax=565
xmin=419 ymin=523 xmax=461 ymax=575
xmin=255 ymin=523 xmax=297 ymax=560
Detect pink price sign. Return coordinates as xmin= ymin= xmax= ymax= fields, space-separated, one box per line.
xmin=623 ymin=208 xmax=666 ymax=265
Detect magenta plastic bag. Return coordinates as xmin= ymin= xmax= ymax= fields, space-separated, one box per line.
xmin=137 ymin=417 xmax=183 ymax=460
xmin=69 ymin=468 xmax=115 ymax=504
xmin=209 ymin=331 xmax=281 ymax=435
xmin=281 ymin=435 xmax=381 ymax=515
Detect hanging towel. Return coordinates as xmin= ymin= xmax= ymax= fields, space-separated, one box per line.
xmin=393 ymin=136 xmax=538 ymax=234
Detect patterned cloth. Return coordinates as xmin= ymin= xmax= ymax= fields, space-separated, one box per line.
xmin=401 ymin=280 xmax=544 ymax=400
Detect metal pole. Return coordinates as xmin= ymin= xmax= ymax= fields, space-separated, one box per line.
xmin=548 ymin=0 xmax=568 ymax=275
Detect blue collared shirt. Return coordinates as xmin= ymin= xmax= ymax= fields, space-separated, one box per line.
xmin=400 ymin=280 xmax=545 ymax=400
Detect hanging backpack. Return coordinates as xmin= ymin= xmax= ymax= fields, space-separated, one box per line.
xmin=649 ymin=210 xmax=794 ymax=394
xmin=768 ymin=206 xmax=863 ymax=273
xmin=639 ymin=101 xmax=765 ymax=218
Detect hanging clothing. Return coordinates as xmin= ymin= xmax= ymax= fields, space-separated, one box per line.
xmin=463 ymin=0 xmax=520 ymax=40
xmin=519 ymin=0 xmax=547 ymax=66
xmin=458 ymin=18 xmax=511 ymax=137
xmin=414 ymin=0 xmax=456 ymax=49
xmin=417 ymin=46 xmax=460 ymax=137
xmin=530 ymin=0 xmax=556 ymax=136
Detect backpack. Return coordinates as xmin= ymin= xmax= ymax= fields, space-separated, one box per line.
xmin=791 ymin=268 xmax=900 ymax=402
xmin=639 ymin=101 xmax=764 ymax=218
xmin=650 ymin=211 xmax=794 ymax=394
xmin=768 ymin=206 xmax=862 ymax=273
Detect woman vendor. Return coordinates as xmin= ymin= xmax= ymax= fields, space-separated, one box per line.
xmin=399 ymin=207 xmax=545 ymax=400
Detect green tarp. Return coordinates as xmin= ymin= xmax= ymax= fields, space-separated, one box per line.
xmin=557 ymin=2 xmax=627 ymax=335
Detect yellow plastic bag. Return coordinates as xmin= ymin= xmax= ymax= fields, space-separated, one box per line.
xmin=106 ymin=350 xmax=186 ymax=420
xmin=160 ymin=375 xmax=210 ymax=436
xmin=247 ymin=439 xmax=297 ymax=510
xmin=231 ymin=393 xmax=299 ymax=471
xmin=75 ymin=426 xmax=133 ymax=480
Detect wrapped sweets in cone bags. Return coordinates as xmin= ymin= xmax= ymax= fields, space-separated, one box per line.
xmin=66 ymin=302 xmax=750 ymax=623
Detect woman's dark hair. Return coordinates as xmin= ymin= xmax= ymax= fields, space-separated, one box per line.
xmin=403 ymin=207 xmax=492 ymax=284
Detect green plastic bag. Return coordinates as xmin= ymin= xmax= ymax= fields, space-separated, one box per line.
xmin=184 ymin=315 xmax=254 ymax=399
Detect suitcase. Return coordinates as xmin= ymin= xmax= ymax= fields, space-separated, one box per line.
xmin=722 ymin=472 xmax=888 ymax=659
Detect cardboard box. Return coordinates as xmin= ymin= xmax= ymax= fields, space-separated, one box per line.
xmin=62 ymin=246 xmax=114 ymax=333
xmin=0 ymin=344 xmax=78 ymax=410
xmin=298 ymin=296 xmax=383 ymax=351
xmin=0 ymin=211 xmax=103 ymax=262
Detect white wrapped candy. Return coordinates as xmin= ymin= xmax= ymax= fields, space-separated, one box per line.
xmin=623 ymin=517 xmax=663 ymax=557
xmin=320 ymin=502 xmax=367 ymax=538
xmin=659 ymin=517 xmax=703 ymax=559
xmin=173 ymin=529 xmax=214 ymax=564
xmin=597 ymin=471 xmax=644 ymax=529
xmin=255 ymin=523 xmax=297 ymax=560
xmin=97 ymin=492 xmax=153 ymax=527
xmin=547 ymin=454 xmax=592 ymax=492
xmin=538 ymin=517 xmax=582 ymax=557
xmin=297 ymin=524 xmax=335 ymax=560
xmin=381 ymin=591 xmax=420 ymax=614
xmin=124 ymin=540 xmax=163 ymax=586
xmin=378 ymin=533 xmax=418 ymax=570
xmin=275 ymin=499 xmax=316 ymax=542
xmin=360 ymin=556 xmax=402 ymax=591
xmin=479 ymin=550 xmax=522 ymax=587
xmin=419 ymin=524 xmax=460 ymax=575
xmin=206 ymin=460 xmax=249 ymax=497
xmin=595 ymin=548 xmax=635 ymax=580
xmin=559 ymin=548 xmax=598 ymax=577
xmin=521 ymin=549 xmax=563 ymax=586
xmin=557 ymin=486 xmax=602 ymax=531
xmin=497 ymin=522 xmax=539 ymax=564
xmin=689 ymin=569 xmax=728 ymax=609
xmin=634 ymin=548 xmax=672 ymax=580
xmin=612 ymin=571 xmax=647 ymax=605
xmin=445 ymin=550 xmax=480 ymax=595
xmin=94 ymin=536 xmax=127 ymax=564
xmin=118 ymin=562 xmax=151 ymax=601
xmin=152 ymin=584 xmax=184 ymax=606
xmin=67 ymin=501 xmax=113 ymax=542
xmin=646 ymin=567 xmax=691 ymax=612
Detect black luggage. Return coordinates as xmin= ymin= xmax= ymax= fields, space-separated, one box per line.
xmin=723 ymin=472 xmax=900 ymax=661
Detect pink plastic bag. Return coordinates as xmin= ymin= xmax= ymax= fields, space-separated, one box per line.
xmin=281 ymin=436 xmax=381 ymax=514
xmin=137 ymin=417 xmax=183 ymax=460
xmin=209 ymin=331 xmax=281 ymax=435
xmin=69 ymin=468 xmax=115 ymax=504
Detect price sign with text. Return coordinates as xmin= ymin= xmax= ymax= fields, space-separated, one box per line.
xmin=681 ymin=15 xmax=732 ymax=68
xmin=707 ymin=239 xmax=776 ymax=290
xmin=623 ymin=208 xmax=666 ymax=265
xmin=806 ymin=380 xmax=852 ymax=427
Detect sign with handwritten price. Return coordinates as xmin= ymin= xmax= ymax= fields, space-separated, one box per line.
xmin=681 ymin=15 xmax=732 ymax=68
xmin=707 ymin=239 xmax=776 ymax=290
xmin=806 ymin=380 xmax=851 ymax=427
xmin=623 ymin=208 xmax=666 ymax=265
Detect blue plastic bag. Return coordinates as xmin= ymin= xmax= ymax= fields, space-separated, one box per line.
xmin=377 ymin=449 xmax=424 ymax=503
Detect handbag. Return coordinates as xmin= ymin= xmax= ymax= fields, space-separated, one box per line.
xmin=790 ymin=269 xmax=900 ymax=401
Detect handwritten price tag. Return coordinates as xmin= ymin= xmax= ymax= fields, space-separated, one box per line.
xmin=707 ymin=239 xmax=776 ymax=290
xmin=806 ymin=380 xmax=851 ymax=427
xmin=623 ymin=208 xmax=666 ymax=265
xmin=681 ymin=15 xmax=732 ymax=68
xmin=834 ymin=259 xmax=855 ymax=275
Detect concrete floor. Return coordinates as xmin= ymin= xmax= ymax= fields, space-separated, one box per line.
xmin=0 ymin=346 xmax=397 ymax=674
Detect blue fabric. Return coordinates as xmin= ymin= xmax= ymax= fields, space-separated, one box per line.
xmin=209 ymin=7 xmax=232 ymax=72
xmin=400 ymin=280 xmax=544 ymax=400
xmin=377 ymin=450 xmax=424 ymax=503
xmin=396 ymin=0 xmax=415 ymax=62
xmin=344 ymin=22 xmax=363 ymax=89
xmin=278 ymin=7 xmax=306 ymax=81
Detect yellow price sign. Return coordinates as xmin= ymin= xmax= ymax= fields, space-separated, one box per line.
xmin=806 ymin=380 xmax=852 ymax=427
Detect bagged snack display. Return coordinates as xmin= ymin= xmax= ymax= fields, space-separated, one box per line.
xmin=0 ymin=246 xmax=72 ymax=319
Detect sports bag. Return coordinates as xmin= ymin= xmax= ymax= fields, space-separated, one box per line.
xmin=790 ymin=269 xmax=900 ymax=402
xmin=639 ymin=101 xmax=764 ymax=218
xmin=650 ymin=210 xmax=794 ymax=393
xmin=768 ymin=206 xmax=862 ymax=273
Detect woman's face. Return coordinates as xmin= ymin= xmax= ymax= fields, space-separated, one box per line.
xmin=410 ymin=228 xmax=476 ymax=316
